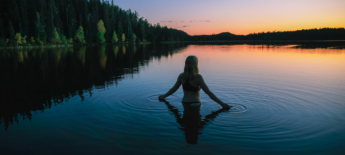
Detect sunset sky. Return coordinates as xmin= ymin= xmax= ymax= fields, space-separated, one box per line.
xmin=112 ymin=0 xmax=344 ymax=35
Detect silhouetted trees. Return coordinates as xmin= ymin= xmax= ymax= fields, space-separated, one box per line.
xmin=0 ymin=0 xmax=343 ymax=46
xmin=0 ymin=0 xmax=188 ymax=46
xmin=190 ymin=28 xmax=345 ymax=41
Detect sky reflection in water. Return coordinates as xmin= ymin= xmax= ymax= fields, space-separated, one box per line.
xmin=0 ymin=43 xmax=345 ymax=154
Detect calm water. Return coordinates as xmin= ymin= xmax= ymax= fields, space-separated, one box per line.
xmin=1 ymin=43 xmax=345 ymax=154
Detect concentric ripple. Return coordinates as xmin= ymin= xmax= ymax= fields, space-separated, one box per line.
xmin=228 ymin=103 xmax=247 ymax=113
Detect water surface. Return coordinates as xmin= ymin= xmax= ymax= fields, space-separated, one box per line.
xmin=1 ymin=43 xmax=345 ymax=154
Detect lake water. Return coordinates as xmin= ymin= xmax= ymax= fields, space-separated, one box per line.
xmin=1 ymin=43 xmax=345 ymax=154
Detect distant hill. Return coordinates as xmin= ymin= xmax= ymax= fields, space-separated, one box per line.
xmin=189 ymin=28 xmax=345 ymax=41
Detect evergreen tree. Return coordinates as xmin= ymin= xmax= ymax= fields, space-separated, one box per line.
xmin=96 ymin=31 xmax=105 ymax=44
xmin=68 ymin=38 xmax=73 ymax=44
xmin=0 ymin=18 xmax=5 ymax=39
xmin=132 ymin=33 xmax=137 ymax=42
xmin=96 ymin=19 xmax=106 ymax=44
xmin=30 ymin=37 xmax=35 ymax=44
xmin=97 ymin=19 xmax=106 ymax=35
xmin=35 ymin=12 xmax=45 ymax=40
xmin=47 ymin=0 xmax=57 ymax=42
xmin=0 ymin=38 xmax=4 ymax=46
xmin=61 ymin=35 xmax=67 ymax=44
xmin=8 ymin=21 xmax=15 ymax=44
xmin=117 ymin=22 xmax=123 ymax=39
xmin=53 ymin=27 xmax=61 ymax=44
xmin=138 ymin=19 xmax=146 ymax=41
xmin=21 ymin=35 xmax=27 ymax=45
xmin=20 ymin=0 xmax=29 ymax=36
xmin=112 ymin=31 xmax=118 ymax=43
xmin=7 ymin=0 xmax=21 ymax=32
xmin=101 ymin=1 xmax=111 ymax=41
xmin=36 ymin=37 xmax=44 ymax=45
xmin=14 ymin=33 xmax=22 ymax=45
xmin=121 ymin=33 xmax=125 ymax=42
xmin=126 ymin=15 xmax=133 ymax=42
xmin=74 ymin=26 xmax=86 ymax=44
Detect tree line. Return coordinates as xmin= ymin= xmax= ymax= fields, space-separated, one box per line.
xmin=189 ymin=28 xmax=345 ymax=41
xmin=0 ymin=0 xmax=189 ymax=46
xmin=0 ymin=0 xmax=343 ymax=47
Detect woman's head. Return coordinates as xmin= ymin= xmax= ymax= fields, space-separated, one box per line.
xmin=183 ymin=56 xmax=199 ymax=79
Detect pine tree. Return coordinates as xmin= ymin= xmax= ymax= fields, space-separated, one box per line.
xmin=35 ymin=12 xmax=45 ymax=40
xmin=14 ymin=33 xmax=22 ymax=45
xmin=96 ymin=19 xmax=106 ymax=44
xmin=20 ymin=0 xmax=29 ymax=36
xmin=96 ymin=31 xmax=105 ymax=44
xmin=126 ymin=15 xmax=133 ymax=42
xmin=112 ymin=31 xmax=118 ymax=43
xmin=0 ymin=18 xmax=5 ymax=39
xmin=117 ymin=22 xmax=123 ymax=40
xmin=138 ymin=19 xmax=146 ymax=41
xmin=97 ymin=19 xmax=106 ymax=35
xmin=74 ymin=26 xmax=86 ymax=44
xmin=8 ymin=21 xmax=15 ymax=44
xmin=122 ymin=33 xmax=125 ymax=42
xmin=101 ymin=1 xmax=110 ymax=41
xmin=21 ymin=35 xmax=27 ymax=45
xmin=53 ymin=27 xmax=61 ymax=44
xmin=47 ymin=0 xmax=56 ymax=42
xmin=30 ymin=37 xmax=35 ymax=44
xmin=132 ymin=33 xmax=136 ymax=42
xmin=68 ymin=38 xmax=73 ymax=44
xmin=36 ymin=37 xmax=44 ymax=45
xmin=61 ymin=35 xmax=68 ymax=45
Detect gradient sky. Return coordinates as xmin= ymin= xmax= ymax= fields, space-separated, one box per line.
xmin=111 ymin=0 xmax=345 ymax=35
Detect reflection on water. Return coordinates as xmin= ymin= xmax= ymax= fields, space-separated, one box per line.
xmin=190 ymin=41 xmax=345 ymax=49
xmin=0 ymin=42 xmax=345 ymax=154
xmin=0 ymin=44 xmax=187 ymax=130
xmin=160 ymin=99 xmax=226 ymax=144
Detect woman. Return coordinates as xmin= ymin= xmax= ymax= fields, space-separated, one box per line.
xmin=159 ymin=55 xmax=231 ymax=109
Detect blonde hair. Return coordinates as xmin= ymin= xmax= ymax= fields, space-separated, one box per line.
xmin=183 ymin=56 xmax=199 ymax=80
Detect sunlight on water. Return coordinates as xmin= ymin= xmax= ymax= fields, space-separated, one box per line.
xmin=0 ymin=43 xmax=345 ymax=154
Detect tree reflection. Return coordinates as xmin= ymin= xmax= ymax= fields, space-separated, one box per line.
xmin=190 ymin=41 xmax=345 ymax=50
xmin=0 ymin=43 xmax=188 ymax=130
xmin=99 ymin=46 xmax=107 ymax=69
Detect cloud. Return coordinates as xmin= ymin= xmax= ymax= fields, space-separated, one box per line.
xmin=160 ymin=21 xmax=167 ymax=22
xmin=190 ymin=21 xmax=193 ymax=22
xmin=206 ymin=20 xmax=211 ymax=22
xmin=182 ymin=25 xmax=189 ymax=28
xmin=181 ymin=21 xmax=184 ymax=22
xmin=168 ymin=21 xmax=172 ymax=22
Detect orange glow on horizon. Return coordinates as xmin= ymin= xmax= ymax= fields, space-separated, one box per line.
xmin=115 ymin=0 xmax=345 ymax=36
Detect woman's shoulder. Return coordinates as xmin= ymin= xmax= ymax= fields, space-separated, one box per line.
xmin=178 ymin=73 xmax=184 ymax=79
xmin=195 ymin=74 xmax=203 ymax=78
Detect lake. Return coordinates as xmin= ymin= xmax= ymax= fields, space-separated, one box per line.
xmin=1 ymin=42 xmax=345 ymax=154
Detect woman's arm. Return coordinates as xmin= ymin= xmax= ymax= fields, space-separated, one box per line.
xmin=159 ymin=74 xmax=182 ymax=100
xmin=197 ymin=74 xmax=231 ymax=109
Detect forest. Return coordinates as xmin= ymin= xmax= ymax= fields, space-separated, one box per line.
xmin=0 ymin=0 xmax=344 ymax=47
xmin=0 ymin=0 xmax=189 ymax=47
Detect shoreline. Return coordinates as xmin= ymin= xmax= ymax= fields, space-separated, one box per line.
xmin=1 ymin=40 xmax=344 ymax=50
